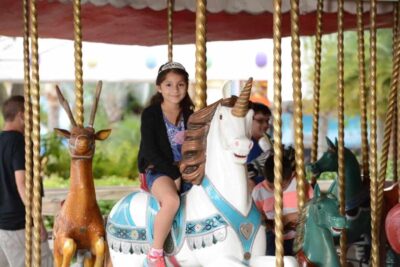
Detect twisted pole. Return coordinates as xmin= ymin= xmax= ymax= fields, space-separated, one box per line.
xmin=73 ymin=0 xmax=84 ymax=126
xmin=337 ymin=0 xmax=347 ymax=265
xmin=357 ymin=0 xmax=370 ymax=182
xmin=272 ymin=0 xmax=284 ymax=266
xmin=29 ymin=0 xmax=43 ymax=265
xmin=392 ymin=2 xmax=399 ymax=183
xmin=290 ymin=0 xmax=306 ymax=213
xmin=193 ymin=0 xmax=207 ymax=111
xmin=310 ymin=0 xmax=324 ymax=172
xmin=369 ymin=0 xmax=379 ymax=266
xmin=167 ymin=0 xmax=174 ymax=62
xmin=23 ymin=0 xmax=33 ymax=266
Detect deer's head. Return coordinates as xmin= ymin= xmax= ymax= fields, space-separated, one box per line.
xmin=54 ymin=81 xmax=111 ymax=159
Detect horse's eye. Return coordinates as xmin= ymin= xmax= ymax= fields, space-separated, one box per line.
xmin=318 ymin=205 xmax=322 ymax=210
xmin=220 ymin=114 xmax=223 ymax=120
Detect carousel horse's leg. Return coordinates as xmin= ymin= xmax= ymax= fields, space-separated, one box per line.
xmin=54 ymin=245 xmax=63 ymax=267
xmin=84 ymin=255 xmax=94 ymax=267
xmin=61 ymin=238 xmax=77 ymax=267
xmin=93 ymin=237 xmax=105 ymax=267
xmin=104 ymin=243 xmax=113 ymax=267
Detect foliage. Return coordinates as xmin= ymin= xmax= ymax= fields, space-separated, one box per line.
xmin=42 ymin=133 xmax=71 ymax=179
xmin=303 ymin=29 xmax=393 ymax=118
xmin=42 ymin=114 xmax=142 ymax=180
xmin=43 ymin=174 xmax=138 ymax=188
xmin=44 ymin=199 xmax=119 ymax=230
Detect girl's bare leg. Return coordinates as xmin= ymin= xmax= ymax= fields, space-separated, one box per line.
xmin=151 ymin=176 xmax=180 ymax=249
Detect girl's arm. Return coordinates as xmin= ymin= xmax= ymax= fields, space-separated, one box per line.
xmin=140 ymin=109 xmax=181 ymax=179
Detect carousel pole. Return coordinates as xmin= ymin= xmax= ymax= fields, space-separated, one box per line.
xmin=193 ymin=0 xmax=207 ymax=111
xmin=73 ymin=0 xmax=84 ymax=126
xmin=369 ymin=0 xmax=379 ymax=265
xmin=336 ymin=0 xmax=347 ymax=265
xmin=290 ymin=0 xmax=307 ymax=212
xmin=376 ymin=10 xmax=400 ymax=231
xmin=310 ymin=0 xmax=324 ymax=178
xmin=23 ymin=0 xmax=34 ymax=266
xmin=357 ymin=0 xmax=370 ymax=182
xmin=28 ymin=0 xmax=43 ymax=265
xmin=167 ymin=0 xmax=174 ymax=62
xmin=392 ymin=2 xmax=399 ymax=183
xmin=272 ymin=0 xmax=284 ymax=266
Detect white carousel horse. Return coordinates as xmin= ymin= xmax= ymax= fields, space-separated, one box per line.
xmin=106 ymin=78 xmax=298 ymax=267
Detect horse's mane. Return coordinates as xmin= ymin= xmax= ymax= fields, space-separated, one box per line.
xmin=293 ymin=201 xmax=311 ymax=253
xmin=180 ymin=97 xmax=237 ymax=185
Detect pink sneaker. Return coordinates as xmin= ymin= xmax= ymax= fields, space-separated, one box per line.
xmin=144 ymin=254 xmax=167 ymax=267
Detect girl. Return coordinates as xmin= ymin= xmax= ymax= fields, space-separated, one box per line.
xmin=138 ymin=62 xmax=194 ymax=266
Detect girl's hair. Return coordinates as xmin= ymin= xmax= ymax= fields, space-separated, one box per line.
xmin=149 ymin=62 xmax=194 ymax=114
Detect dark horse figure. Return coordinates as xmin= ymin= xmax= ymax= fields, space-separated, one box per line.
xmin=309 ymin=137 xmax=371 ymax=265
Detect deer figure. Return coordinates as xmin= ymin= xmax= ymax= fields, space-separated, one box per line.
xmin=53 ymin=82 xmax=111 ymax=267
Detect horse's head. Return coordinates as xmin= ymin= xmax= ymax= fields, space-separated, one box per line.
xmin=216 ymin=78 xmax=254 ymax=164
xmin=180 ymin=78 xmax=253 ymax=184
xmin=310 ymin=184 xmax=346 ymax=236
xmin=309 ymin=137 xmax=338 ymax=177
xmin=54 ymin=82 xmax=111 ymax=159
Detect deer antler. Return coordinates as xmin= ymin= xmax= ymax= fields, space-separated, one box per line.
xmin=89 ymin=81 xmax=102 ymax=127
xmin=55 ymin=85 xmax=77 ymax=127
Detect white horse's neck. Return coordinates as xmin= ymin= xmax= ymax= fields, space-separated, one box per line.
xmin=204 ymin=116 xmax=252 ymax=215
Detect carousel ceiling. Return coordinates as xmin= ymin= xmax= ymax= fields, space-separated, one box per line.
xmin=0 ymin=0 xmax=396 ymax=46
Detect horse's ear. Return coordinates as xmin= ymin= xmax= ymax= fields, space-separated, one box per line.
xmin=95 ymin=129 xmax=112 ymax=140
xmin=334 ymin=138 xmax=338 ymax=147
xmin=54 ymin=128 xmax=71 ymax=139
xmin=314 ymin=184 xmax=321 ymax=198
xmin=222 ymin=80 xmax=233 ymax=99
xmin=326 ymin=136 xmax=335 ymax=150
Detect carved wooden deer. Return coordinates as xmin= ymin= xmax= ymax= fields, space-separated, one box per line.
xmin=53 ymin=82 xmax=111 ymax=267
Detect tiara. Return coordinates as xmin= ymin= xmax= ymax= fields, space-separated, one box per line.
xmin=158 ymin=62 xmax=186 ymax=73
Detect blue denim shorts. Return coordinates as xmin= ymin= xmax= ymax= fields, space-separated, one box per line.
xmin=145 ymin=169 xmax=193 ymax=194
xmin=145 ymin=169 xmax=165 ymax=190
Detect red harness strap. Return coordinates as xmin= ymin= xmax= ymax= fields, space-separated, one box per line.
xmin=296 ymin=250 xmax=318 ymax=267
xmin=139 ymin=173 xmax=150 ymax=192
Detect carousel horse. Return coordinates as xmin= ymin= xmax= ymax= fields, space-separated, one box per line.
xmin=309 ymin=137 xmax=400 ymax=265
xmin=106 ymin=78 xmax=298 ymax=267
xmin=294 ymin=184 xmax=346 ymax=267
xmin=53 ymin=82 xmax=112 ymax=267
xmin=309 ymin=137 xmax=370 ymax=246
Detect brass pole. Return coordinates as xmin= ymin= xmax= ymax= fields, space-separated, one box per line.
xmin=23 ymin=0 xmax=33 ymax=266
xmin=28 ymin=0 xmax=42 ymax=265
xmin=272 ymin=0 xmax=284 ymax=266
xmin=357 ymin=0 xmax=370 ymax=181
xmin=369 ymin=0 xmax=379 ymax=266
xmin=337 ymin=0 xmax=347 ymax=265
xmin=193 ymin=0 xmax=207 ymax=111
xmin=167 ymin=0 xmax=174 ymax=62
xmin=290 ymin=0 xmax=307 ymax=213
xmin=73 ymin=0 xmax=84 ymax=126
xmin=310 ymin=0 xmax=324 ymax=172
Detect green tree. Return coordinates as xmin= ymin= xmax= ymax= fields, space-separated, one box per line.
xmin=303 ymin=29 xmax=393 ymax=117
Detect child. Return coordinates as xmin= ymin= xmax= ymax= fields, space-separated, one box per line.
xmin=137 ymin=62 xmax=194 ymax=266
xmin=251 ymin=149 xmax=313 ymax=256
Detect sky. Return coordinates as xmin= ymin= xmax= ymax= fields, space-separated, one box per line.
xmin=0 ymin=36 xmax=312 ymax=101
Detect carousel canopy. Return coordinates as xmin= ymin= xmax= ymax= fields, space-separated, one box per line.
xmin=0 ymin=0 xmax=396 ymax=46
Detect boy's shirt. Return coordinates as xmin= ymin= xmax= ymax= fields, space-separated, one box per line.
xmin=252 ymin=176 xmax=313 ymax=239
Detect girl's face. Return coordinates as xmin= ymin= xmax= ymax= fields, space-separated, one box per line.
xmin=157 ymin=72 xmax=188 ymax=106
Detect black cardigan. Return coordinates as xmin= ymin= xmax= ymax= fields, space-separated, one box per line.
xmin=137 ymin=104 xmax=192 ymax=179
